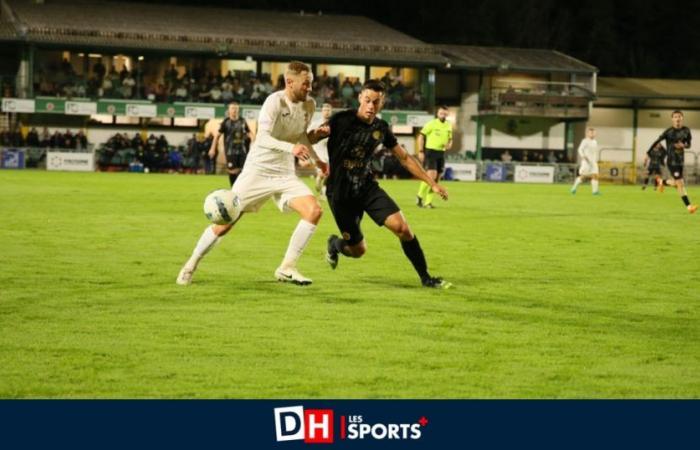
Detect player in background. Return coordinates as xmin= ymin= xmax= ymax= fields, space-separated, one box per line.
xmin=308 ymin=103 xmax=332 ymax=198
xmin=323 ymin=80 xmax=451 ymax=289
xmin=177 ymin=61 xmax=329 ymax=286
xmin=570 ymin=127 xmax=601 ymax=195
xmin=641 ymin=143 xmax=666 ymax=190
xmin=209 ymin=102 xmax=254 ymax=186
xmin=416 ymin=105 xmax=452 ymax=208
xmin=651 ymin=110 xmax=698 ymax=213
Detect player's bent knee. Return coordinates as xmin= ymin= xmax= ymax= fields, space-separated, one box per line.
xmin=212 ymin=223 xmax=233 ymax=237
xmin=398 ymin=225 xmax=414 ymax=240
xmin=306 ymin=204 xmax=323 ymax=223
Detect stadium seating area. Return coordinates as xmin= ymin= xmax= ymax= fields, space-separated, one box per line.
xmin=0 ymin=127 xmax=88 ymax=150
xmin=95 ymin=132 xmax=207 ymax=173
xmin=33 ymin=58 xmax=426 ymax=109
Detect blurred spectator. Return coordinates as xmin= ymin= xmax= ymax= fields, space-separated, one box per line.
xmin=40 ymin=127 xmax=50 ymax=147
xmin=26 ymin=128 xmax=40 ymax=147
xmin=202 ymin=133 xmax=215 ymax=174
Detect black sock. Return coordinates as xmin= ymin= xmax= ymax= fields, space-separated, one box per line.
xmin=401 ymin=235 xmax=429 ymax=280
xmin=682 ymin=195 xmax=690 ymax=206
xmin=333 ymin=236 xmax=351 ymax=256
xmin=229 ymin=173 xmax=239 ymax=186
xmin=643 ymin=177 xmax=649 ymax=185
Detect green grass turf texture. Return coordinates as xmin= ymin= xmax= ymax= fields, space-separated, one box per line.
xmin=0 ymin=170 xmax=698 ymax=398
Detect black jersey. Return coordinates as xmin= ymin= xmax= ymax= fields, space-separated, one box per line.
xmin=646 ymin=145 xmax=666 ymax=168
xmin=326 ymin=110 xmax=398 ymax=199
xmin=219 ymin=117 xmax=250 ymax=157
xmin=650 ymin=127 xmax=691 ymax=167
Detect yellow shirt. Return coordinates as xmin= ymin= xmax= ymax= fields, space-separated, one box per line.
xmin=421 ymin=118 xmax=452 ymax=151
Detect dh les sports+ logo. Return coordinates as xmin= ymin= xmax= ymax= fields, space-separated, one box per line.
xmin=273 ymin=405 xmax=427 ymax=444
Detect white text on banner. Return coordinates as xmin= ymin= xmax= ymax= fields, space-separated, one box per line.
xmin=47 ymin=152 xmax=95 ymax=172
xmin=514 ymin=165 xmax=555 ymax=183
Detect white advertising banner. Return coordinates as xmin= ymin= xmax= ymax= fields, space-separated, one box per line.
xmin=185 ymin=106 xmax=216 ymax=119
xmin=406 ymin=114 xmax=434 ymax=127
xmin=65 ymin=101 xmax=97 ymax=115
xmin=446 ymin=163 xmax=478 ymax=181
xmin=126 ymin=103 xmax=157 ymax=117
xmin=2 ymin=98 xmax=36 ymax=113
xmin=242 ymin=108 xmax=259 ymax=121
xmin=514 ymin=165 xmax=555 ymax=183
xmin=47 ymin=152 xmax=95 ymax=172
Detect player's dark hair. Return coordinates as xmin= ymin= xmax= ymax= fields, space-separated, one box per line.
xmin=672 ymin=110 xmax=684 ymax=117
xmin=362 ymin=79 xmax=386 ymax=93
xmin=438 ymin=105 xmax=449 ymax=111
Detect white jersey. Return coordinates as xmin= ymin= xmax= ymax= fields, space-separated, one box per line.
xmin=245 ymin=90 xmax=315 ymax=176
xmin=578 ymin=138 xmax=599 ymax=165
xmin=309 ymin=117 xmax=329 ymax=164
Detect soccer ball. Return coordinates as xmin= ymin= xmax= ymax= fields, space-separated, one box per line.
xmin=203 ymin=189 xmax=241 ymax=225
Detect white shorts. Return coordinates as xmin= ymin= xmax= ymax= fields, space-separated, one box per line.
xmin=579 ymin=161 xmax=599 ymax=176
xmin=232 ymin=170 xmax=313 ymax=213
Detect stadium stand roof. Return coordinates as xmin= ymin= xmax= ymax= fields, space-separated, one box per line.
xmin=440 ymin=45 xmax=597 ymax=74
xmin=0 ymin=17 xmax=16 ymax=40
xmin=1 ymin=0 xmax=446 ymax=65
xmin=596 ymin=77 xmax=700 ymax=101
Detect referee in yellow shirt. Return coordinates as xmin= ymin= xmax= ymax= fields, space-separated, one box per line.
xmin=417 ymin=105 xmax=452 ymax=208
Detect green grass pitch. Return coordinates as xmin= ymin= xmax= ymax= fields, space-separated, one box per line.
xmin=0 ymin=170 xmax=698 ymax=398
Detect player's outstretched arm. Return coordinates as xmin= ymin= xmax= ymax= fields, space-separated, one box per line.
xmin=648 ymin=132 xmax=666 ymax=153
xmin=307 ymin=125 xmax=330 ymax=145
xmin=391 ymin=144 xmax=448 ymax=200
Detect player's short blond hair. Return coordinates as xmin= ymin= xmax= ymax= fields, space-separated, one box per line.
xmin=285 ymin=61 xmax=310 ymax=77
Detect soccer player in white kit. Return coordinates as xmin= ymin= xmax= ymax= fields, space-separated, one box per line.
xmin=309 ymin=103 xmax=332 ymax=198
xmin=177 ymin=61 xmax=329 ymax=286
xmin=570 ymin=127 xmax=601 ymax=195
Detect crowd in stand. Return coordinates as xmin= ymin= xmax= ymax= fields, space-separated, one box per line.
xmin=34 ymin=59 xmax=277 ymax=105
xmin=0 ymin=127 xmax=89 ymax=149
xmin=496 ymin=149 xmax=572 ymax=163
xmin=97 ymin=132 xmax=218 ymax=173
xmin=32 ymin=59 xmax=427 ymax=110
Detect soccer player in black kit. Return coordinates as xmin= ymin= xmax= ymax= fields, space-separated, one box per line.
xmin=208 ymin=102 xmax=254 ymax=186
xmin=322 ymin=80 xmax=452 ymax=288
xmin=650 ymin=110 xmax=697 ymax=213
xmin=641 ymin=143 xmax=666 ymax=190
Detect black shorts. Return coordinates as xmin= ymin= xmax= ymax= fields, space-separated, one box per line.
xmin=647 ymin=166 xmax=662 ymax=176
xmin=226 ymin=152 xmax=247 ymax=171
xmin=423 ymin=149 xmax=446 ymax=174
xmin=669 ymin=165 xmax=684 ymax=180
xmin=328 ymin=185 xmax=400 ymax=246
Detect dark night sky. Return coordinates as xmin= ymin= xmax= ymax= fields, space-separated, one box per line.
xmin=126 ymin=0 xmax=699 ymax=78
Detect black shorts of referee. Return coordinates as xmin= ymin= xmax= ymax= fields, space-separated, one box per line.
xmin=422 ymin=149 xmax=446 ymax=174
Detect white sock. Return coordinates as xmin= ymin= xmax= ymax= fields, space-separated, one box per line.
xmin=186 ymin=226 xmax=220 ymax=269
xmin=280 ymin=220 xmax=317 ymax=270
xmin=591 ymin=179 xmax=599 ymax=193
xmin=572 ymin=177 xmax=582 ymax=190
